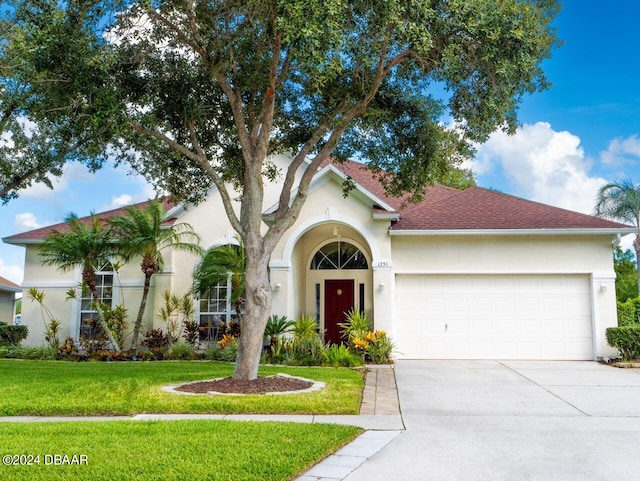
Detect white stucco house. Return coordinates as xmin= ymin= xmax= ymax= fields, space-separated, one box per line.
xmin=3 ymin=156 xmax=635 ymax=360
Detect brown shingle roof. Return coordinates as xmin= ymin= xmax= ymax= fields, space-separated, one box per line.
xmin=329 ymin=160 xmax=632 ymax=231
xmin=3 ymin=198 xmax=175 ymax=244
xmin=0 ymin=276 xmax=21 ymax=292
xmin=3 ymin=161 xmax=633 ymax=244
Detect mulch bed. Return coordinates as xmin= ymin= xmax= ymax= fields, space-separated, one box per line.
xmin=175 ymin=376 xmax=313 ymax=395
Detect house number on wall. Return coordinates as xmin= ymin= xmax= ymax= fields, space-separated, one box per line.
xmin=375 ymin=261 xmax=390 ymax=268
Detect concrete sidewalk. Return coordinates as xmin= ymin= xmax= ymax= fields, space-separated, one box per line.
xmin=295 ymin=365 xmax=404 ymax=481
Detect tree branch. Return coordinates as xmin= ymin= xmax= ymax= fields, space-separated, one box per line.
xmin=130 ymin=121 xmax=241 ymax=233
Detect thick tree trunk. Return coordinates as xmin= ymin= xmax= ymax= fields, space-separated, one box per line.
xmin=232 ymin=247 xmax=272 ymax=380
xmin=130 ymin=273 xmax=152 ymax=349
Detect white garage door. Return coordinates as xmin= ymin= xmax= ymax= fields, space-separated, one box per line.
xmin=395 ymin=275 xmax=593 ymax=360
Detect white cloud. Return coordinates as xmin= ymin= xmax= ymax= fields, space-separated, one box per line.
xmin=599 ymin=135 xmax=640 ymax=166
xmin=14 ymin=213 xmax=42 ymax=232
xmin=0 ymin=259 xmax=23 ymax=285
xmin=20 ymin=162 xmax=94 ymax=200
xmin=103 ymin=175 xmax=158 ymax=211
xmin=111 ymin=194 xmax=133 ymax=208
xmin=473 ymin=122 xmax=608 ymax=214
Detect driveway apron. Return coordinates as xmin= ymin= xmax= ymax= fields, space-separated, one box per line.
xmin=345 ymin=360 xmax=640 ymax=481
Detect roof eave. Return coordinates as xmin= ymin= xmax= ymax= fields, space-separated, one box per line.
xmin=2 ymin=237 xmax=40 ymax=247
xmin=0 ymin=285 xmax=21 ymax=293
xmin=373 ymin=212 xmax=400 ymax=221
xmin=389 ymin=227 xmax=638 ymax=236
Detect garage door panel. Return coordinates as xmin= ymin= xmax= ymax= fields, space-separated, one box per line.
xmin=395 ymin=274 xmax=593 ymax=360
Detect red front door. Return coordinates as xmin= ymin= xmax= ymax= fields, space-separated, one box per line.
xmin=324 ymin=279 xmax=354 ymax=345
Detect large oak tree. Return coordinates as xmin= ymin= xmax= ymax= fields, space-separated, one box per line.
xmin=4 ymin=0 xmax=559 ymax=379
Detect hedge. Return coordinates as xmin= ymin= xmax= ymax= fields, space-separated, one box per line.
xmin=606 ymin=326 xmax=640 ymax=360
xmin=0 ymin=321 xmax=28 ymax=346
xmin=617 ymin=297 xmax=640 ymax=327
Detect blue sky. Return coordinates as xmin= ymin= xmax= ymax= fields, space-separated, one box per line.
xmin=1 ymin=0 xmax=639 ymax=285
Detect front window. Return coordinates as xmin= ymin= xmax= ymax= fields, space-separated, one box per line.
xmin=198 ymin=278 xmax=244 ymax=341
xmin=79 ymin=263 xmax=113 ymax=339
xmin=310 ymin=241 xmax=369 ymax=270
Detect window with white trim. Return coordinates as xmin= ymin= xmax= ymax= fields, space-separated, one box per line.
xmin=310 ymin=241 xmax=368 ymax=270
xmin=198 ymin=278 xmax=244 ymax=340
xmin=79 ymin=262 xmax=113 ymax=339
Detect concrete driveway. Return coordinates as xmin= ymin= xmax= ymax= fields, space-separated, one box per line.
xmin=346 ymin=360 xmax=640 ymax=481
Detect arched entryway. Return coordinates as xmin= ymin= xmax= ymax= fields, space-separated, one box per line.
xmin=310 ymin=241 xmax=369 ymax=344
xmin=290 ymin=225 xmax=373 ymax=344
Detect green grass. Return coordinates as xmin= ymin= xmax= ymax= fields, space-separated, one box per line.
xmin=0 ymin=420 xmax=362 ymax=481
xmin=0 ymin=360 xmax=363 ymax=416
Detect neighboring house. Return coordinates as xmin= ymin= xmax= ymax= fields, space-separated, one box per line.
xmin=3 ymin=155 xmax=635 ymax=360
xmin=0 ymin=276 xmax=21 ymax=325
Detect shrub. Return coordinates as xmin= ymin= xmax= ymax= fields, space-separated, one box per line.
xmin=142 ymin=329 xmax=170 ymax=356
xmin=291 ymin=315 xmax=318 ymax=340
xmin=157 ymin=292 xmax=195 ymax=345
xmin=168 ymin=342 xmax=197 ymax=360
xmin=0 ymin=322 xmax=28 ymax=346
xmin=182 ymin=320 xmax=201 ymax=347
xmin=58 ymin=337 xmax=77 ymax=359
xmin=264 ymin=328 xmax=325 ymax=366
xmin=338 ymin=310 xmax=372 ymax=345
xmin=322 ymin=344 xmax=364 ymax=368
xmin=264 ymin=314 xmax=294 ymax=348
xmin=365 ymin=330 xmax=395 ymax=364
xmin=44 ymin=319 xmax=61 ymax=351
xmin=606 ymin=326 xmax=640 ymax=360
xmin=287 ymin=315 xmax=325 ymax=366
xmin=205 ymin=338 xmax=238 ymax=362
xmin=617 ymin=297 xmax=640 ymax=327
xmin=102 ymin=304 xmax=127 ymax=350
xmin=5 ymin=344 xmax=57 ymax=360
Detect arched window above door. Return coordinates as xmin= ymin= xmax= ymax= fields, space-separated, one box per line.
xmin=310 ymin=241 xmax=369 ymax=270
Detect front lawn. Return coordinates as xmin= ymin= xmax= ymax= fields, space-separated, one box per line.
xmin=0 ymin=420 xmax=362 ymax=481
xmin=0 ymin=360 xmax=363 ymax=416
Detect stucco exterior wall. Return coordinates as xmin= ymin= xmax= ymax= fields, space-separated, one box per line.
xmin=391 ymin=234 xmax=616 ymax=274
xmin=0 ymin=292 xmax=15 ymax=324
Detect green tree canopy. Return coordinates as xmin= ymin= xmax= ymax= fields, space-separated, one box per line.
xmin=0 ymin=0 xmax=121 ymax=202
xmin=4 ymin=0 xmax=560 ymax=379
xmin=613 ymin=247 xmax=639 ymax=303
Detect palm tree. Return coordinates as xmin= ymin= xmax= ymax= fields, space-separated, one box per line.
xmin=595 ymin=179 xmax=640 ymax=296
xmin=39 ymin=213 xmax=121 ymax=350
xmin=192 ymin=240 xmax=246 ymax=325
xmin=109 ymin=201 xmax=202 ymax=349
